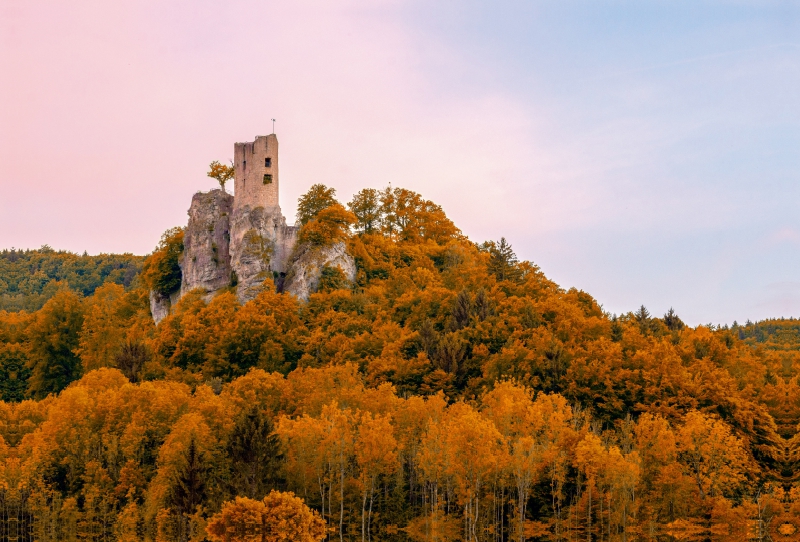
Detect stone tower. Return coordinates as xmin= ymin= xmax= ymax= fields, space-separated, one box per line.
xmin=233 ymin=134 xmax=280 ymax=212
xmin=229 ymin=133 xmax=299 ymax=302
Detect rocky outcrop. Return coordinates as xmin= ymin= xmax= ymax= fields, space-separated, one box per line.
xmin=283 ymin=241 xmax=356 ymax=302
xmin=229 ymin=204 xmax=299 ymax=303
xmin=149 ymin=290 xmax=181 ymax=325
xmin=148 ymin=132 xmax=329 ymax=322
xmin=179 ymin=190 xmax=234 ymax=300
xmin=148 ymin=195 xmax=354 ymax=322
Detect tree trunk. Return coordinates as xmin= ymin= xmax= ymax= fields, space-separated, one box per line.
xmin=340 ymin=461 xmax=345 ymax=542
xmin=361 ymin=488 xmax=367 ymax=542
xmin=368 ymin=478 xmax=375 ymax=542
xmin=587 ymin=482 xmax=592 ymax=542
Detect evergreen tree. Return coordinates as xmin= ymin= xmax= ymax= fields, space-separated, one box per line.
xmin=485 ymin=237 xmax=521 ymax=282
xmin=226 ymin=406 xmax=284 ymax=499
xmin=0 ymin=344 xmax=30 ymax=402
xmin=663 ymin=307 xmax=685 ymax=331
xmin=473 ymin=288 xmax=490 ymax=321
xmin=417 ymin=319 xmax=440 ymax=359
xmin=610 ymin=315 xmax=623 ymax=342
xmin=0 ymin=247 xmax=144 ymax=312
xmin=434 ymin=333 xmax=466 ymax=374
xmin=634 ymin=305 xmax=651 ymax=334
xmin=450 ymin=289 xmax=472 ymax=330
xmin=634 ymin=305 xmax=650 ymax=322
xmin=170 ymin=438 xmax=207 ymax=542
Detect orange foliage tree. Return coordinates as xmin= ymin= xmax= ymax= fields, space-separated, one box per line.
xmin=206 ymin=491 xmax=326 ymax=542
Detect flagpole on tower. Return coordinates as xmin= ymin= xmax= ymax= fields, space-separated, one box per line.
xmin=271 ymin=119 xmax=276 ymax=134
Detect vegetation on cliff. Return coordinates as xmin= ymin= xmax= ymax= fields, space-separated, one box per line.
xmin=141 ymin=227 xmax=185 ymax=297
xmin=0 ymin=184 xmax=798 ymax=540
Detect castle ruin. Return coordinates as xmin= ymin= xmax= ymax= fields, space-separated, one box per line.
xmin=150 ymin=133 xmax=354 ymax=323
xmin=164 ymin=134 xmax=298 ymax=316
xmin=233 ymin=134 xmax=280 ymax=211
xmin=228 ymin=134 xmax=299 ymax=300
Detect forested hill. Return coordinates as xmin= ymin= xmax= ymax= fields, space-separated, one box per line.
xmin=0 ymin=184 xmax=799 ymax=540
xmin=0 ymin=247 xmax=144 ymax=312
xmin=737 ymin=317 xmax=800 ymax=348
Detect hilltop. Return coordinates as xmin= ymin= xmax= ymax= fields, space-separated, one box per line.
xmin=0 ymin=180 xmax=797 ymax=540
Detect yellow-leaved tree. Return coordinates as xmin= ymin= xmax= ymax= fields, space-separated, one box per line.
xmin=207 ymin=160 xmax=234 ymax=193
xmin=298 ymin=204 xmax=357 ymax=247
xmin=206 ymin=491 xmax=326 ymax=542
xmin=676 ymin=410 xmax=751 ymax=500
xmin=355 ymin=412 xmax=398 ymax=541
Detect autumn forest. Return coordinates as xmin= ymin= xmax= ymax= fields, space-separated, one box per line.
xmin=1 ymin=185 xmax=799 ymax=541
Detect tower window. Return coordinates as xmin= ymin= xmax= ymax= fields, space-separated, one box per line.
xmin=265 ymin=157 xmax=271 ymax=167
xmin=263 ymin=174 xmax=273 ymax=184
xmin=243 ymin=160 xmax=246 ymax=170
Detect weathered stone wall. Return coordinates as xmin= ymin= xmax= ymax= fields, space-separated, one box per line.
xmin=274 ymin=224 xmax=300 ymax=274
xmin=233 ymin=134 xmax=279 ymax=212
xmin=180 ymin=189 xmax=234 ymax=299
xmin=228 ymin=134 xmax=301 ymax=302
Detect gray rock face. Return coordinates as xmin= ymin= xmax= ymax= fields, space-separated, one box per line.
xmin=283 ymin=241 xmax=357 ymax=302
xmin=229 ymin=204 xmax=299 ymax=303
xmin=180 ymin=190 xmax=234 ymax=300
xmin=149 ymin=292 xmax=170 ymax=325
xmin=149 ymin=290 xmax=181 ymax=325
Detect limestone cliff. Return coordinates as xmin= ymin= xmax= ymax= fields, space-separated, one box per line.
xmin=147 ymin=133 xmax=326 ymax=322
xmin=283 ymin=241 xmax=356 ymax=302
xmin=180 ymin=189 xmax=234 ymax=299
xmin=149 ymin=290 xmax=181 ymax=325
xmin=229 ymin=204 xmax=298 ymax=303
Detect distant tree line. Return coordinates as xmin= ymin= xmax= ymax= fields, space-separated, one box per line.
xmin=0 ymin=247 xmax=144 ymax=312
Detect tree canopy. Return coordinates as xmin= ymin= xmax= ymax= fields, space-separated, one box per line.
xmin=297 ymin=184 xmax=339 ymax=225
xmin=0 ymin=247 xmax=144 ymax=312
xmin=207 ymin=160 xmax=235 ymax=193
xmin=0 ymin=182 xmax=797 ymax=540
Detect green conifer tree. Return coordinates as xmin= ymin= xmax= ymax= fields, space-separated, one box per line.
xmin=226 ymin=407 xmax=284 ymax=500
xmin=486 ymin=237 xmax=522 ymax=282
xmin=0 ymin=344 xmax=30 ymax=402
xmin=450 ymin=289 xmax=472 ymax=330
xmin=170 ymin=438 xmax=207 ymax=542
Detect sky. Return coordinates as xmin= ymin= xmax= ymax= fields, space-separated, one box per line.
xmin=1 ymin=0 xmax=799 ymax=326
